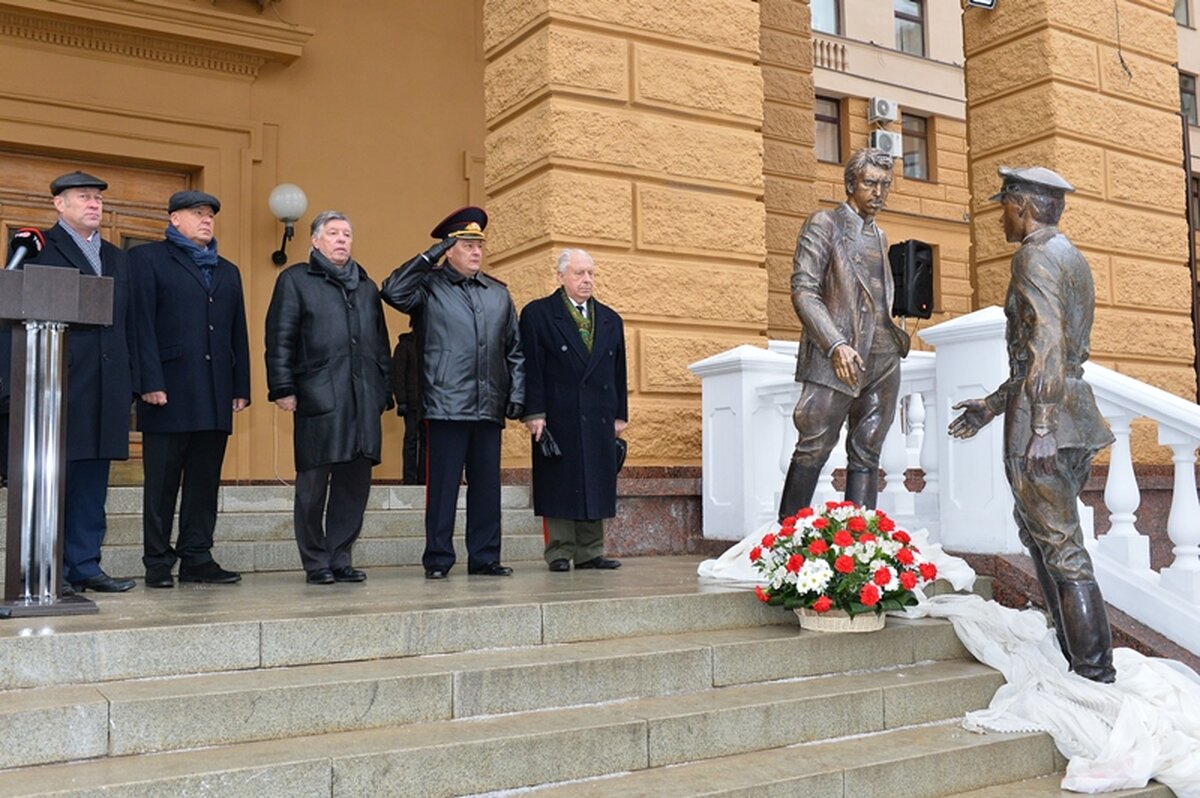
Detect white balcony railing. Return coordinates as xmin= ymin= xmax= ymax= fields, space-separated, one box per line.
xmin=689 ymin=307 xmax=1200 ymax=655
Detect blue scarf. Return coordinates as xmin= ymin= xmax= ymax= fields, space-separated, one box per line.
xmin=165 ymin=224 xmax=218 ymax=267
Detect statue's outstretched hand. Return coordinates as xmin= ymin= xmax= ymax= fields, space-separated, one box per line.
xmin=949 ymin=399 xmax=994 ymax=439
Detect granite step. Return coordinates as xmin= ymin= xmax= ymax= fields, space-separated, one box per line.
xmin=0 ymin=624 xmax=989 ymax=768
xmin=946 ymin=774 xmax=1175 ymax=797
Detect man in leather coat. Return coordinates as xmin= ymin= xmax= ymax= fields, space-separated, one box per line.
xmin=381 ymin=207 xmax=525 ymax=579
xmin=950 ymin=166 xmax=1116 ymax=683
xmin=778 ymin=148 xmax=910 ymax=520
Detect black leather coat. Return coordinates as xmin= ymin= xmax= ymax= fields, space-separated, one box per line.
xmin=381 ymin=254 xmax=524 ymax=424
xmin=265 ymin=257 xmax=392 ymax=472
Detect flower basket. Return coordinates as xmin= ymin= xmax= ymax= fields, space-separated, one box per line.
xmin=750 ymin=501 xmax=938 ymax=624
xmin=795 ymin=607 xmax=886 ymax=633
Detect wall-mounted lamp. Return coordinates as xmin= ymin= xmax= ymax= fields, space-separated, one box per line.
xmin=964 ymin=0 xmax=996 ymax=8
xmin=268 ymin=183 xmax=308 ymax=266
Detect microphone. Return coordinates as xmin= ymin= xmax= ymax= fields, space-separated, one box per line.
xmin=5 ymin=227 xmax=45 ymax=271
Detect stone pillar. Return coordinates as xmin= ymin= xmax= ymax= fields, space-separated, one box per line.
xmin=963 ymin=2 xmax=1194 ymax=410
xmin=482 ymin=0 xmax=768 ymax=465
xmin=760 ymin=0 xmax=819 ymax=338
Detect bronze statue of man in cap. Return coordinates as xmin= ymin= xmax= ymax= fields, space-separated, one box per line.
xmin=778 ymin=147 xmax=911 ymax=519
xmin=949 ymin=166 xmax=1116 ymax=683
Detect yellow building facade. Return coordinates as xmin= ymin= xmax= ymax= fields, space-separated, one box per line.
xmin=0 ymin=0 xmax=1195 ymax=480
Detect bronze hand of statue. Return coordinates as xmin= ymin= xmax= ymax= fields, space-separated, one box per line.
xmin=1024 ymin=432 xmax=1058 ymax=477
xmin=948 ymin=399 xmax=995 ymax=439
xmin=831 ymin=343 xmax=864 ymax=389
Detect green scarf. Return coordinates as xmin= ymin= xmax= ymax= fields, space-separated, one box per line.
xmin=561 ymin=289 xmax=594 ymax=352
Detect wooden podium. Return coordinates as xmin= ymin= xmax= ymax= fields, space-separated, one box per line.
xmin=1 ymin=263 xmax=114 ymax=617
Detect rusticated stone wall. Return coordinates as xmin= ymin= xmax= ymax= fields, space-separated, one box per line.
xmin=963 ymin=0 xmax=1193 ymax=421
xmin=482 ymin=0 xmax=768 ymax=466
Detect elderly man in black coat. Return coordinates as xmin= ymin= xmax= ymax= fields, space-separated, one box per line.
xmin=130 ymin=190 xmax=250 ymax=588
xmin=519 ymin=249 xmax=628 ymax=572
xmin=265 ymin=211 xmax=392 ymax=585
xmin=0 ymin=170 xmax=137 ymax=592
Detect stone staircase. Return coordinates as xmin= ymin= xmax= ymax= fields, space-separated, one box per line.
xmin=0 ymin=484 xmax=546 ymax=582
xmin=0 ymin=489 xmax=1177 ymax=797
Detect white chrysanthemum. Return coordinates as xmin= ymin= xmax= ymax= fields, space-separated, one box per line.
xmin=854 ymin=541 xmax=879 ymax=563
xmin=795 ymin=558 xmax=833 ymax=593
xmin=878 ymin=539 xmax=902 ymax=558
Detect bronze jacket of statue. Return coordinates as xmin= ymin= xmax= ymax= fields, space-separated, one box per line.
xmin=790 ymin=202 xmax=911 ymax=396
xmin=983 ymin=226 xmax=1114 ymax=458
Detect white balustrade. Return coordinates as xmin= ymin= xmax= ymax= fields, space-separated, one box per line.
xmin=1093 ymin=409 xmax=1147 ymax=569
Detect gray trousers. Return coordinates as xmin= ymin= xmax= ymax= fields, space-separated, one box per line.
xmin=543 ymin=517 xmax=605 ymax=564
xmin=294 ymin=456 xmax=372 ymax=572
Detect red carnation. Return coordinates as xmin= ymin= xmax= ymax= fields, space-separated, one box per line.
xmin=877 ymin=517 xmax=896 ymax=532
xmin=873 ymin=567 xmax=891 ymax=586
xmin=840 ymin=500 xmax=856 ymax=509
xmin=786 ymin=553 xmax=805 ymax=573
xmin=749 ymin=546 xmax=762 ymax=563
xmin=812 ymin=517 xmax=829 ymax=530
xmin=832 ymin=530 xmax=854 ymax=547
xmin=847 ymin=516 xmax=866 ymax=533
xmin=812 ymin=595 xmax=833 ymax=613
xmin=754 ymin=585 xmax=770 ymax=603
xmin=761 ymin=533 xmax=776 ymax=549
xmin=892 ymin=530 xmax=911 ymax=544
xmin=858 ymin=532 xmax=876 ymax=544
xmin=807 ymin=539 xmax=829 ymax=556
xmin=896 ymin=547 xmax=914 ymax=565
xmin=797 ymin=507 xmax=815 ymax=518
xmin=919 ymin=562 xmax=938 ymax=581
xmin=900 ymin=571 xmax=918 ymax=590
xmin=860 ymin=584 xmax=880 ymax=606
xmin=778 ymin=527 xmax=795 ymax=538
xmin=825 ymin=501 xmax=839 ymax=511
xmin=835 ymin=555 xmax=855 ymax=574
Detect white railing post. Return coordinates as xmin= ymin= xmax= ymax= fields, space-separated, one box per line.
xmin=879 ymin=399 xmax=912 ymax=517
xmin=1094 ymin=409 xmax=1148 ymax=569
xmin=1158 ymin=429 xmax=1200 ymax=603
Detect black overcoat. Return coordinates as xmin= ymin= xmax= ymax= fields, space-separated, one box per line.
xmin=0 ymin=224 xmax=136 ymax=461
xmin=519 ymin=290 xmax=628 ymax=520
xmin=264 ymin=257 xmax=392 ymax=472
xmin=128 ymin=239 xmax=251 ymax=434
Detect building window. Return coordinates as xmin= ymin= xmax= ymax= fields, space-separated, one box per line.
xmin=895 ymin=0 xmax=925 ymax=57
xmin=1175 ymin=0 xmax=1190 ymax=26
xmin=902 ymin=114 xmax=930 ymax=181
xmin=815 ymin=96 xmax=841 ymax=163
xmin=1183 ymin=73 xmax=1198 ymax=125
xmin=812 ymin=0 xmax=841 ymax=35
xmin=1191 ymin=175 xmax=1200 ymax=231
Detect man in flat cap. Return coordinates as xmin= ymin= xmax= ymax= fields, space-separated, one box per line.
xmin=0 ymin=171 xmax=137 ymax=592
xmin=381 ymin=207 xmax=525 ymax=579
xmin=950 ymin=166 xmax=1116 ymax=683
xmin=128 ymin=189 xmax=250 ymax=588
xmin=778 ymin=147 xmax=910 ymax=520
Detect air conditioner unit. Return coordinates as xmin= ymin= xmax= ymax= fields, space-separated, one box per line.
xmin=867 ymin=96 xmax=898 ymax=124
xmin=869 ymin=129 xmax=903 ymax=158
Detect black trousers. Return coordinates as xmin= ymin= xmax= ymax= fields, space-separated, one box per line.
xmin=424 ymin=419 xmax=502 ymax=572
xmin=141 ymin=430 xmax=228 ymax=570
xmin=0 ymin=412 xmax=8 ymax=484
xmin=402 ymin=410 xmax=426 ymax=485
xmin=64 ymin=458 xmax=112 ymax=583
xmin=293 ymin=455 xmax=373 ymax=572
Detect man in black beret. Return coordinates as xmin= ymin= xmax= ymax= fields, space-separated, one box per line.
xmin=128 ymin=189 xmax=250 ymax=588
xmin=381 ymin=207 xmax=526 ymax=579
xmin=0 ymin=170 xmax=137 ymax=592
xmin=950 ymin=166 xmax=1117 ymax=683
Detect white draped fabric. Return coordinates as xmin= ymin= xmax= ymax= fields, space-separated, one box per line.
xmin=698 ymin=529 xmax=1200 ymax=796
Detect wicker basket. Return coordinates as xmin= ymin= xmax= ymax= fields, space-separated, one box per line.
xmin=795 ymin=607 xmax=886 ymax=633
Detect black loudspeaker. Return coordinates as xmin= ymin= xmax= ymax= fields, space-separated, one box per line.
xmin=888 ymin=239 xmax=934 ymax=319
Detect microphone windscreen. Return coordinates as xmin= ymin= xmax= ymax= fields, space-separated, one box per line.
xmin=10 ymin=227 xmax=45 ymax=254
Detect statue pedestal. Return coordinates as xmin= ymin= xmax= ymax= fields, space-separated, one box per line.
xmin=1 ymin=264 xmax=114 ymax=617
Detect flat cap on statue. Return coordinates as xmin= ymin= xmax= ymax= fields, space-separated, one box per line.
xmin=990 ymin=166 xmax=1075 ymax=202
xmin=430 ymin=206 xmax=487 ymax=240
xmin=168 ymin=190 xmax=221 ymax=214
xmin=50 ymin=171 xmax=108 ymax=195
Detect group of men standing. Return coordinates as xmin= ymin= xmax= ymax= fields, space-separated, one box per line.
xmin=1 ymin=173 xmax=630 ymax=593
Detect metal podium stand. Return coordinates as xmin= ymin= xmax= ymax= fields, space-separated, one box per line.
xmin=2 ymin=264 xmax=114 ymax=617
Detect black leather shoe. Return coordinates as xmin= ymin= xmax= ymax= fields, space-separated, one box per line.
xmin=179 ymin=561 xmax=241 ymax=584
xmin=71 ymin=572 xmax=136 ymax=592
xmin=332 ymin=566 xmax=366 ymax=583
xmin=575 ymin=556 xmax=621 ymax=570
xmin=425 ymin=569 xmax=449 ymax=580
xmin=145 ymin=566 xmax=174 ymax=588
xmin=548 ymin=559 xmax=570 ymax=572
xmin=468 ymin=563 xmax=514 ymax=576
xmin=306 ymin=569 xmax=335 ymax=585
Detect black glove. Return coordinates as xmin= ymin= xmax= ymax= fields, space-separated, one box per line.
xmin=421 ymin=238 xmax=456 ymax=265
xmin=396 ymin=403 xmax=408 ymax=416
xmin=505 ymin=402 xmax=524 ymax=420
xmin=537 ymin=427 xmax=563 ymax=458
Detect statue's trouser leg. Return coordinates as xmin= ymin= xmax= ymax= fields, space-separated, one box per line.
xmin=842 ymin=353 xmax=901 ymax=510
xmin=843 ymin=468 xmax=877 ymax=509
xmin=1006 ymin=449 xmax=1115 ymax=682
xmin=781 ymin=383 xmax=849 ymax=521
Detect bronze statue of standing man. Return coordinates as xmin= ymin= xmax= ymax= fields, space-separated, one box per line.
xmin=950 ymin=166 xmax=1116 ymax=683
xmin=779 ymin=148 xmax=911 ymax=519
